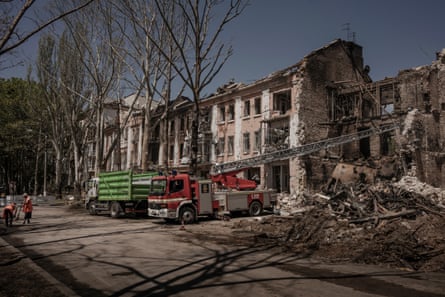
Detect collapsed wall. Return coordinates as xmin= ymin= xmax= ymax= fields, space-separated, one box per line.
xmin=288 ymin=40 xmax=371 ymax=196
xmin=397 ymin=50 xmax=445 ymax=188
xmin=280 ymin=44 xmax=445 ymax=212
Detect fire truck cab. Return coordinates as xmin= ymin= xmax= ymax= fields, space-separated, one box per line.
xmin=147 ymin=172 xmax=275 ymax=224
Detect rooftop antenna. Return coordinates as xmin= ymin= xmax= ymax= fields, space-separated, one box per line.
xmin=342 ymin=23 xmax=356 ymax=42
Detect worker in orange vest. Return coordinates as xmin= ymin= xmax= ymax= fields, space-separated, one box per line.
xmin=3 ymin=202 xmax=17 ymax=227
xmin=22 ymin=194 xmax=33 ymax=224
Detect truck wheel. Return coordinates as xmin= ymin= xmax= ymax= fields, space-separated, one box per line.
xmin=249 ymin=201 xmax=263 ymax=217
xmin=110 ymin=202 xmax=122 ymax=218
xmin=180 ymin=206 xmax=195 ymax=224
xmin=88 ymin=202 xmax=98 ymax=215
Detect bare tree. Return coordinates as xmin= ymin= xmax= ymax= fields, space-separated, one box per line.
xmin=114 ymin=0 xmax=186 ymax=172
xmin=57 ymin=27 xmax=90 ymax=194
xmin=60 ymin=1 xmax=126 ymax=175
xmin=151 ymin=0 xmax=249 ymax=175
xmin=36 ymin=34 xmax=69 ymax=197
xmin=0 ymin=0 xmax=96 ymax=58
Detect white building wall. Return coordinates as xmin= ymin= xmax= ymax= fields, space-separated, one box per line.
xmin=261 ymin=89 xmax=271 ymax=186
xmin=262 ymin=89 xmax=270 ymax=120
xmin=289 ymin=75 xmax=306 ymax=195
xmin=126 ymin=127 xmax=133 ymax=169
xmin=234 ymin=96 xmax=242 ymax=160
xmin=137 ymin=125 xmax=143 ymax=166
xmin=210 ymin=104 xmax=218 ymax=163
xmin=109 ymin=134 xmax=115 ymax=171
xmin=174 ymin=120 xmax=179 ymax=165
xmin=158 ymin=121 xmax=166 ymax=167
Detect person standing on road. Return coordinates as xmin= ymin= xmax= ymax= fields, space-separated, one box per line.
xmin=2 ymin=202 xmax=17 ymax=227
xmin=22 ymin=194 xmax=33 ymax=224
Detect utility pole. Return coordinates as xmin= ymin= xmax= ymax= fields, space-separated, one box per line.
xmin=44 ymin=136 xmax=47 ymax=197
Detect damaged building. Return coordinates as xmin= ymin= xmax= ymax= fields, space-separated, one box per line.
xmin=200 ymin=39 xmax=445 ymax=194
xmin=98 ymin=39 xmax=445 ymax=196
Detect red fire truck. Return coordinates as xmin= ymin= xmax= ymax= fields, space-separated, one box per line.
xmin=147 ymin=172 xmax=276 ymax=224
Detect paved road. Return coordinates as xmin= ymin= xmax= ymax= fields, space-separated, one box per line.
xmin=2 ymin=205 xmax=445 ymax=297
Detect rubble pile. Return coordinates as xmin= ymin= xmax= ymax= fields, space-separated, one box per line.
xmin=233 ymin=176 xmax=445 ymax=271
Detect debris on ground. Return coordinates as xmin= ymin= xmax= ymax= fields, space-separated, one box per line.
xmin=231 ymin=175 xmax=445 ymax=272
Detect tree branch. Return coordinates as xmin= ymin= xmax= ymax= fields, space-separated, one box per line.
xmin=0 ymin=0 xmax=96 ymax=56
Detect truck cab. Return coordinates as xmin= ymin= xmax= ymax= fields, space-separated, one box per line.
xmin=85 ymin=177 xmax=99 ymax=210
xmin=148 ymin=174 xmax=214 ymax=224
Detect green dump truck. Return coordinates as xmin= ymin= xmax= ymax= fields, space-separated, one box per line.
xmin=85 ymin=170 xmax=157 ymax=218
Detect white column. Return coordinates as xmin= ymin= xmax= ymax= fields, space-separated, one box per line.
xmin=210 ymin=105 xmax=218 ymax=163
xmin=138 ymin=125 xmax=143 ymax=166
xmin=158 ymin=121 xmax=164 ymax=167
xmin=234 ymin=96 xmax=242 ymax=159
xmin=126 ymin=127 xmax=133 ymax=169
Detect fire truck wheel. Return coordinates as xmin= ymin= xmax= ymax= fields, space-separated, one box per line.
xmin=249 ymin=201 xmax=263 ymax=217
xmin=180 ymin=206 xmax=195 ymax=224
xmin=110 ymin=202 xmax=122 ymax=218
xmin=88 ymin=202 xmax=98 ymax=215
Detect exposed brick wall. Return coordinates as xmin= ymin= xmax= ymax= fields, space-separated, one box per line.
xmin=290 ymin=40 xmax=370 ymax=194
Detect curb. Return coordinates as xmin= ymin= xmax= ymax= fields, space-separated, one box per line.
xmin=0 ymin=229 xmax=80 ymax=297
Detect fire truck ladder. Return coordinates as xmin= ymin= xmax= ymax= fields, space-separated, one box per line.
xmin=213 ymin=123 xmax=399 ymax=174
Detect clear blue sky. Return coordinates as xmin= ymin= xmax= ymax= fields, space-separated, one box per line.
xmin=2 ymin=0 xmax=445 ymax=97
xmin=211 ymin=0 xmax=445 ymax=95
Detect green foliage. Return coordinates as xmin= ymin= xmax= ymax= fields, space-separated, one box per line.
xmin=0 ymin=77 xmax=45 ymax=193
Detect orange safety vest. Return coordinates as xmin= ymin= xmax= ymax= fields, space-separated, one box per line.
xmin=22 ymin=198 xmax=33 ymax=213
xmin=3 ymin=204 xmax=16 ymax=217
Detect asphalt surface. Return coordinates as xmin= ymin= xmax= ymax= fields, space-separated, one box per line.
xmin=1 ymin=204 xmax=445 ymax=297
xmin=0 ymin=227 xmax=79 ymax=297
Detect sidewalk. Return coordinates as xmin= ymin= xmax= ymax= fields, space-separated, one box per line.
xmin=0 ymin=225 xmax=79 ymax=297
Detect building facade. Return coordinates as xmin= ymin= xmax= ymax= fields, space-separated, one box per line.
xmin=95 ymin=39 xmax=445 ymax=194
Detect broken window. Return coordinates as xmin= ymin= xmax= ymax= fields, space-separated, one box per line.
xmin=227 ymin=136 xmax=234 ymax=155
xmin=217 ymin=137 xmax=225 ymax=155
xmin=254 ymin=97 xmax=261 ymax=115
xmin=381 ymin=103 xmax=394 ymax=115
xmin=169 ymin=145 xmax=174 ymax=161
xmin=380 ymin=83 xmax=396 ymax=115
xmin=228 ymin=104 xmax=235 ymax=121
xmin=273 ymin=90 xmax=291 ymax=114
xmin=219 ymin=106 xmax=225 ymax=122
xmin=199 ymin=111 xmax=210 ymax=131
xmin=201 ymin=142 xmax=210 ymax=162
xmin=272 ymin=165 xmax=289 ymax=193
xmin=381 ymin=131 xmax=395 ymax=156
xmin=334 ymin=94 xmax=355 ymax=120
xmin=244 ymin=100 xmax=250 ymax=117
xmin=358 ymin=127 xmax=371 ymax=158
xmin=254 ymin=130 xmax=261 ymax=152
xmin=243 ymin=132 xmax=250 ymax=153
xmin=180 ymin=117 xmax=185 ymax=131
xmin=169 ymin=120 xmax=175 ymax=136
xmin=149 ymin=143 xmax=159 ymax=164
xmin=362 ymin=97 xmax=374 ymax=118
xmin=179 ymin=143 xmax=184 ymax=158
xmin=265 ymin=119 xmax=289 ymax=149
xmin=152 ymin=125 xmax=160 ymax=141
